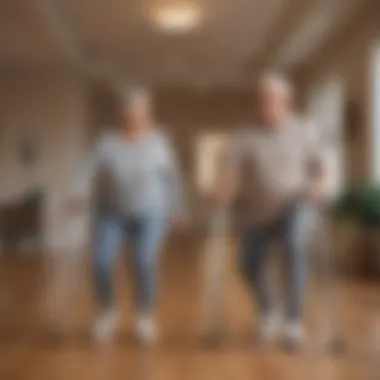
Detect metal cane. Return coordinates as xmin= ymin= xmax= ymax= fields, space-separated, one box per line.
xmin=314 ymin=202 xmax=346 ymax=356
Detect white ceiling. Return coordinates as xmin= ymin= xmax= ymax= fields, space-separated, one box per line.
xmin=58 ymin=0 xmax=285 ymax=85
xmin=0 ymin=0 xmax=370 ymax=88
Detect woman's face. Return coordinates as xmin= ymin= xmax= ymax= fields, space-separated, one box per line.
xmin=122 ymin=95 xmax=152 ymax=129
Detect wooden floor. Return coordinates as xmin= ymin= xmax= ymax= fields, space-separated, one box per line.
xmin=1 ymin=240 xmax=380 ymax=380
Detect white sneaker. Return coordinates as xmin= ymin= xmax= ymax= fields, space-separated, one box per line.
xmin=282 ymin=321 xmax=304 ymax=350
xmin=135 ymin=314 xmax=158 ymax=345
xmin=92 ymin=309 xmax=118 ymax=343
xmin=256 ymin=311 xmax=281 ymax=343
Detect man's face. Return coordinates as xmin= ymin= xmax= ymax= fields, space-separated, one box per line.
xmin=255 ymin=81 xmax=291 ymax=127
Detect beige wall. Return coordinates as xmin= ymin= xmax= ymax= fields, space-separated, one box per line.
xmin=0 ymin=67 xmax=89 ymax=253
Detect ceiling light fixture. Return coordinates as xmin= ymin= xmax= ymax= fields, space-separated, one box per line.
xmin=151 ymin=2 xmax=202 ymax=33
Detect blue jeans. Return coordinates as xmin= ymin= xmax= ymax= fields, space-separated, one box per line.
xmin=92 ymin=214 xmax=167 ymax=313
xmin=240 ymin=201 xmax=313 ymax=322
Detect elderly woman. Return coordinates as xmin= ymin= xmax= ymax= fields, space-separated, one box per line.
xmin=69 ymin=88 xmax=184 ymax=344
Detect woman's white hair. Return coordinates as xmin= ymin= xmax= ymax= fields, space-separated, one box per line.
xmin=121 ymin=86 xmax=152 ymax=108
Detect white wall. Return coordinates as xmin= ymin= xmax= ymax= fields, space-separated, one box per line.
xmin=0 ymin=67 xmax=89 ymax=253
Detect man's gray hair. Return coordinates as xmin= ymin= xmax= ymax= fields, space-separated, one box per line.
xmin=256 ymin=70 xmax=294 ymax=99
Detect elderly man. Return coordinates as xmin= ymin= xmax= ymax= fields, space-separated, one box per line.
xmin=216 ymin=72 xmax=325 ymax=348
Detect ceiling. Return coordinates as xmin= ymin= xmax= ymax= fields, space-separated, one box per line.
xmin=0 ymin=0 xmax=371 ymax=88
